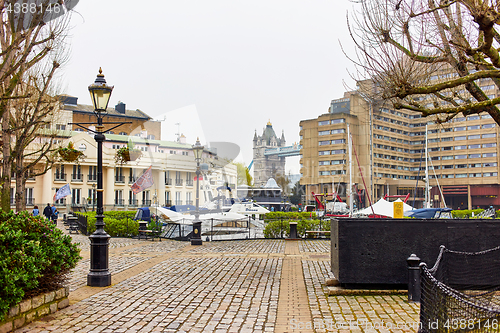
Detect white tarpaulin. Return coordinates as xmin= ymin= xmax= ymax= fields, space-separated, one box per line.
xmin=353 ymin=198 xmax=414 ymax=218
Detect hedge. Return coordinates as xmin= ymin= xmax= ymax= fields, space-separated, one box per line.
xmin=263 ymin=218 xmax=329 ymax=238
xmin=78 ymin=211 xmax=139 ymax=237
xmin=0 ymin=211 xmax=81 ymax=321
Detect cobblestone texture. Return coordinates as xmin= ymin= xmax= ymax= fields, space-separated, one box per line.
xmin=14 ymin=227 xmax=421 ymax=333
xmin=186 ymin=239 xmax=285 ymax=253
xmin=299 ymin=240 xmax=331 ymax=253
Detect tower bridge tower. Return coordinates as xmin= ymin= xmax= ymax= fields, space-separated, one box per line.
xmin=253 ymin=120 xmax=286 ymax=187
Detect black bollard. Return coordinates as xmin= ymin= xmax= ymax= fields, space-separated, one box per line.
xmin=289 ymin=222 xmax=298 ymax=239
xmin=407 ymin=254 xmax=421 ymax=302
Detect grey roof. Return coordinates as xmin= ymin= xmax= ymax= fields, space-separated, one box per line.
xmin=63 ymin=103 xmax=151 ymax=120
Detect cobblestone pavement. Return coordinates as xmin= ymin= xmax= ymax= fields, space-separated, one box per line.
xmin=16 ymin=233 xmax=420 ymax=333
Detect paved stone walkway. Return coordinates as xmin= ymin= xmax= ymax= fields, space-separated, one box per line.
xmin=14 ymin=229 xmax=420 ymax=332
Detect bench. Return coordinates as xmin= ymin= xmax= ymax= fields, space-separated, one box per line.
xmin=67 ymin=216 xmax=80 ymax=234
xmin=305 ymin=230 xmax=331 ymax=239
xmin=138 ymin=229 xmax=161 ymax=241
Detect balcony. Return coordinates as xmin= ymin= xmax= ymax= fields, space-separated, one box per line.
xmin=141 ymin=200 xmax=151 ymax=206
xmin=186 ymin=200 xmax=193 ymax=205
xmin=129 ymin=199 xmax=138 ymax=207
xmin=26 ymin=198 xmax=35 ymax=206
xmin=115 ymin=199 xmax=125 ymax=206
xmin=186 ymin=180 xmax=193 ymax=186
xmin=71 ymin=173 xmax=83 ymax=182
xmin=175 ymin=179 xmax=183 ymax=186
xmin=165 ymin=178 xmax=172 ymax=186
xmin=115 ymin=175 xmax=125 ymax=184
xmin=87 ymin=174 xmax=97 ymax=182
xmin=54 ymin=173 xmax=67 ymax=181
xmin=129 ymin=175 xmax=137 ymax=183
xmin=164 ymin=200 xmax=172 ymax=206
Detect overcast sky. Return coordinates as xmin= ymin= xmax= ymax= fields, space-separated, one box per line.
xmin=60 ymin=0 xmax=358 ymax=175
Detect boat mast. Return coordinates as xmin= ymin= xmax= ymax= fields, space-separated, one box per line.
xmin=348 ymin=124 xmax=353 ymax=216
xmin=425 ymin=124 xmax=430 ymax=208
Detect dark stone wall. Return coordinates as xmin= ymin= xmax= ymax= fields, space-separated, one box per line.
xmin=331 ymin=218 xmax=500 ymax=287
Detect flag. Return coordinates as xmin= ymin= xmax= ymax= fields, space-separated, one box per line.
xmin=131 ymin=166 xmax=154 ymax=194
xmin=54 ymin=184 xmax=71 ymax=201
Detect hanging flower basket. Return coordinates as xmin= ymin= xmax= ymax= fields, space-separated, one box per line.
xmin=115 ymin=147 xmax=142 ymax=164
xmin=58 ymin=142 xmax=85 ymax=162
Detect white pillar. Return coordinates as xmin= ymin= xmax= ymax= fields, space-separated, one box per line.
xmin=158 ymin=171 xmax=166 ymax=206
xmin=42 ymin=170 xmax=53 ymax=205
xmin=105 ymin=167 xmax=114 ymax=206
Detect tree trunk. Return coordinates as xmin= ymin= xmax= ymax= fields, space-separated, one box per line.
xmin=15 ymin=155 xmax=25 ymax=212
xmin=1 ymin=106 xmax=10 ymax=212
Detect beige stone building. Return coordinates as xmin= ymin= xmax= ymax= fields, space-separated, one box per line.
xmin=14 ymin=97 xmax=237 ymax=214
xmin=300 ymin=85 xmax=500 ymax=210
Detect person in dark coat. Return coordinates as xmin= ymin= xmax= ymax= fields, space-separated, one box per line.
xmin=43 ymin=203 xmax=52 ymax=220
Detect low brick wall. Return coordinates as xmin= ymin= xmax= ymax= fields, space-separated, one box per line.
xmin=0 ymin=287 xmax=69 ymax=333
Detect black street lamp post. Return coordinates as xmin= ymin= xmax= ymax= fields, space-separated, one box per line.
xmin=87 ymin=68 xmax=113 ymax=287
xmin=191 ymin=138 xmax=204 ymax=246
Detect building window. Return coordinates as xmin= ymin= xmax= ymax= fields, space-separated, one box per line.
xmin=482 ymin=123 xmax=496 ymax=129
xmin=331 ymin=160 xmax=345 ymax=165
xmin=331 ymin=139 xmax=345 ymax=145
xmin=454 ymin=146 xmax=466 ymax=150
xmin=469 ymin=173 xmax=482 ymax=177
xmin=442 ymin=137 xmax=453 ymax=141
xmin=442 ymin=156 xmax=453 ymax=160
xmin=484 ymin=172 xmax=498 ymax=177
xmin=483 ymin=143 xmax=497 ymax=148
xmin=331 ymin=128 xmax=345 ymax=134
xmin=318 ymin=140 xmax=330 ymax=146
xmin=454 ymin=136 xmax=466 ymax=141
xmin=55 ymin=124 xmax=66 ymax=130
xmin=455 ymin=174 xmax=467 ymax=178
xmin=175 ymin=192 xmax=182 ymax=205
xmin=468 ymin=144 xmax=480 ymax=149
xmin=318 ymin=130 xmax=330 ymax=136
xmin=331 ymin=118 xmax=345 ymax=124
xmin=318 ymin=161 xmax=330 ymax=166
xmin=318 ymin=151 xmax=330 ymax=156
xmin=484 ymin=162 xmax=498 ymax=167
xmin=332 ymin=149 xmax=345 ymax=154
xmin=482 ymin=133 xmax=496 ymax=138
xmin=454 ymin=126 xmax=466 ymax=131
xmin=119 ymin=132 xmax=127 ymax=135
xmin=319 ymin=171 xmax=330 ymax=176
xmin=468 ymin=134 xmax=480 ymax=140
xmin=467 ymin=125 xmax=480 ymax=130
xmin=318 ymin=120 xmax=330 ymax=126
xmin=483 ymin=153 xmax=497 ymax=158
xmin=469 ymin=154 xmax=481 ymax=158
xmin=72 ymin=188 xmax=81 ymax=205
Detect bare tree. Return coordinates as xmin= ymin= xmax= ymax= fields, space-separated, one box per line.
xmin=10 ymin=61 xmax=62 ymax=211
xmin=0 ymin=1 xmax=73 ymax=211
xmin=348 ymin=0 xmax=500 ymax=125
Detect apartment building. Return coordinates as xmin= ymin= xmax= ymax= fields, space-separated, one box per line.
xmin=300 ymin=84 xmax=500 ymax=210
xmin=14 ymin=97 xmax=237 ymax=213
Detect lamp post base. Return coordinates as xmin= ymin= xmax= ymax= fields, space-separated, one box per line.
xmin=87 ymin=271 xmax=111 ymax=287
xmin=87 ymin=228 xmax=111 ymax=287
xmin=191 ymin=238 xmax=203 ymax=245
xmin=190 ymin=221 xmax=202 ymax=245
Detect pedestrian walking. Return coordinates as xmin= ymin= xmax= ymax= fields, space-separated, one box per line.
xmin=32 ymin=206 xmax=39 ymax=216
xmin=51 ymin=208 xmax=59 ymax=225
xmin=43 ymin=203 xmax=52 ymax=220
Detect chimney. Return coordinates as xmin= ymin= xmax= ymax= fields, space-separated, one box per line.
xmin=115 ymin=102 xmax=126 ymax=114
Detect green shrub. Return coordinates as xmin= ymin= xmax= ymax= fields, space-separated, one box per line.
xmin=264 ymin=211 xmax=316 ymax=220
xmin=83 ymin=212 xmax=139 ymax=237
xmin=263 ymin=218 xmax=330 ymax=238
xmin=0 ymin=211 xmax=81 ymax=321
xmin=451 ymin=209 xmax=484 ymax=219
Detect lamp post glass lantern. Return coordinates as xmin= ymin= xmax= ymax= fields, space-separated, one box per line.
xmin=87 ymin=68 xmax=113 ymax=287
xmin=191 ymin=138 xmax=204 ymax=245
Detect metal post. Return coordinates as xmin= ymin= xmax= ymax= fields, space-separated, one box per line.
xmin=248 ymin=216 xmax=251 ymax=239
xmin=407 ymin=254 xmax=421 ymax=302
xmin=191 ymin=162 xmax=202 ymax=245
xmin=87 ymin=117 xmax=111 ymax=287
